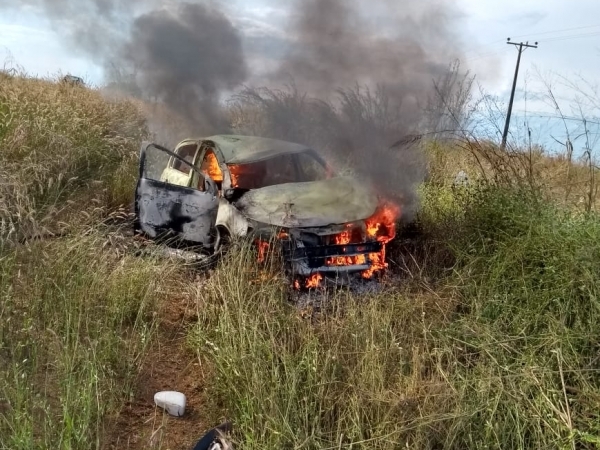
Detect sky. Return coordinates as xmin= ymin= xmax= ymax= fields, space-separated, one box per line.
xmin=461 ymin=0 xmax=600 ymax=152
xmin=2 ymin=0 xmax=600 ymax=153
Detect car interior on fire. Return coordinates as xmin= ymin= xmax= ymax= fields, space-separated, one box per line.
xmin=166 ymin=140 xmax=331 ymax=194
xmin=139 ymin=136 xmax=400 ymax=287
xmin=199 ymin=149 xmax=223 ymax=189
xmin=226 ymin=151 xmax=329 ymax=190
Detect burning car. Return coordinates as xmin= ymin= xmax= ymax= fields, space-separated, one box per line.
xmin=134 ymin=135 xmax=400 ymax=288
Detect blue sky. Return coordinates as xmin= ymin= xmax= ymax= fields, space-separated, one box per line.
xmin=459 ymin=0 xmax=600 ymax=152
xmin=2 ymin=0 xmax=600 ymax=152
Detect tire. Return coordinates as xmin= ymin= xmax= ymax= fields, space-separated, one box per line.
xmin=213 ymin=225 xmax=232 ymax=256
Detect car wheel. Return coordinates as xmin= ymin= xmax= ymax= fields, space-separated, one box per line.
xmin=213 ymin=225 xmax=231 ymax=256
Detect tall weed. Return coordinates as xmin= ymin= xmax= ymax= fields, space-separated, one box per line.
xmin=437 ymin=185 xmax=600 ymax=448
xmin=0 ymin=232 xmax=174 ymax=449
xmin=190 ymin=243 xmax=456 ymax=449
xmin=0 ymin=74 xmax=147 ymax=241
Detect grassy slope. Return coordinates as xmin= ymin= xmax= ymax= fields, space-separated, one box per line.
xmin=2 ymin=73 xmax=600 ymax=449
xmin=190 ymin=137 xmax=600 ymax=447
xmin=0 ymin=72 xmax=146 ymax=240
xmin=190 ymin=191 xmax=600 ymax=449
xmin=0 ymin=74 xmax=183 ymax=449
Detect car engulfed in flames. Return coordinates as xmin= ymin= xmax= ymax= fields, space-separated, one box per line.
xmin=134 ymin=135 xmax=400 ymax=289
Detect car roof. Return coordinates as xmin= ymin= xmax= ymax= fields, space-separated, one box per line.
xmin=183 ymin=135 xmax=312 ymax=164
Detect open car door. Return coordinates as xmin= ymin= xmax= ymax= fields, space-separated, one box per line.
xmin=134 ymin=142 xmax=219 ymax=251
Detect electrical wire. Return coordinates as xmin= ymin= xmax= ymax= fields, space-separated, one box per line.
xmin=462 ymin=24 xmax=600 ymax=60
xmin=513 ymin=110 xmax=600 ymax=126
xmin=542 ymin=31 xmax=600 ymax=43
xmin=508 ymin=23 xmax=600 ymax=40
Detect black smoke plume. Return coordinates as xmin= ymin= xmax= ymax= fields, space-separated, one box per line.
xmin=4 ymin=0 xmax=469 ymax=218
xmin=234 ymin=0 xmax=464 ymax=217
xmin=120 ymin=3 xmax=248 ymax=133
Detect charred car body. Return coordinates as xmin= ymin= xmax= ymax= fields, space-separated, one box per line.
xmin=134 ymin=135 xmax=399 ymax=288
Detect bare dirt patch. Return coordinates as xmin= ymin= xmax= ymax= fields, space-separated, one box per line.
xmin=104 ymin=286 xmax=212 ymax=450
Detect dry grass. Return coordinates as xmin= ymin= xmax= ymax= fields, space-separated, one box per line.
xmin=184 ymin=183 xmax=600 ymax=449
xmin=3 ymin=71 xmax=600 ymax=449
xmin=0 ymin=71 xmax=147 ymax=242
xmin=0 ymin=72 xmax=184 ymax=449
xmin=0 ymin=232 xmax=181 ymax=449
xmin=424 ymin=137 xmax=600 ymax=212
xmin=188 ymin=243 xmax=460 ymax=449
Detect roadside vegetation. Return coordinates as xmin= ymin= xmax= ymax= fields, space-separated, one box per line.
xmin=0 ymin=72 xmax=182 ymax=449
xmin=190 ymin=182 xmax=600 ymax=449
xmin=2 ymin=70 xmax=600 ymax=449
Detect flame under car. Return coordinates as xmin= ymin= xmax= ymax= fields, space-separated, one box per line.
xmin=134 ymin=135 xmax=399 ymax=288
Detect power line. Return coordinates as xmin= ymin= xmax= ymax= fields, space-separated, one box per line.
xmin=465 ymin=24 xmax=600 ymax=54
xmin=462 ymin=24 xmax=600 ymax=60
xmin=542 ymin=31 xmax=600 ymax=43
xmin=513 ymin=111 xmax=600 ymax=126
xmin=509 ymin=23 xmax=600 ymax=40
xmin=531 ymin=115 xmax=600 ymax=125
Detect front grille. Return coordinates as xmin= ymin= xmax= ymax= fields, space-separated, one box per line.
xmin=283 ymin=225 xmax=380 ymax=274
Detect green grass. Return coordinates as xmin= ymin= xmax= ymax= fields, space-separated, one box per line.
xmin=437 ymin=185 xmax=600 ymax=449
xmin=0 ymin=72 xmax=146 ymax=242
xmin=187 ymin=185 xmax=600 ymax=449
xmin=0 ymin=231 xmax=179 ymax=449
xmin=4 ymin=71 xmax=600 ymax=449
xmin=189 ymin=243 xmax=456 ymax=449
xmin=0 ymin=72 xmax=176 ymax=449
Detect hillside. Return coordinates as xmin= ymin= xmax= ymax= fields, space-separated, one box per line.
xmin=2 ymin=73 xmax=600 ymax=449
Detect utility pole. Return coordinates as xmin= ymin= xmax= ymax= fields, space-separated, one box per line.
xmin=501 ymin=38 xmax=538 ymax=149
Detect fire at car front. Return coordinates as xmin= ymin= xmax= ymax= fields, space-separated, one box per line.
xmin=282 ymin=202 xmax=400 ymax=289
xmin=234 ymin=175 xmax=400 ymax=289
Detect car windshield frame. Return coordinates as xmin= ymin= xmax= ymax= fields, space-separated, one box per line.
xmin=226 ymin=149 xmax=331 ymax=190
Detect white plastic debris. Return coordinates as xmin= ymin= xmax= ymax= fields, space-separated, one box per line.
xmin=453 ymin=170 xmax=469 ymax=187
xmin=154 ymin=391 xmax=186 ymax=417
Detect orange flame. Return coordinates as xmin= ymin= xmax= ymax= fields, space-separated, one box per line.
xmin=305 ymin=273 xmax=323 ymax=289
xmin=361 ymin=201 xmax=401 ymax=278
xmin=256 ymin=200 xmax=400 ymax=289
xmin=326 ymin=227 xmax=367 ymax=266
xmin=323 ymin=200 xmax=401 ymax=279
xmin=228 ymin=161 xmax=266 ymax=189
xmin=201 ymin=151 xmax=223 ymax=182
xmin=365 ymin=201 xmax=401 ymax=243
xmin=255 ymin=239 xmax=270 ymax=263
xmin=328 ymin=230 xmax=351 ymax=266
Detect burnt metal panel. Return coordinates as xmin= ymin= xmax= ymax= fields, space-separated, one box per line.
xmin=291 ymin=262 xmax=372 ymax=276
xmin=281 ymin=237 xmax=382 ymax=275
xmin=283 ymin=241 xmax=382 ymax=261
xmin=135 ymin=143 xmax=219 ymax=249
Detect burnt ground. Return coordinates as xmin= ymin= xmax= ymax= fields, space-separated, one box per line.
xmin=103 ymin=282 xmax=214 ymax=450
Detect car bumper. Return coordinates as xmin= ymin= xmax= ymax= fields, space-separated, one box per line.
xmin=282 ymin=239 xmax=383 ymax=276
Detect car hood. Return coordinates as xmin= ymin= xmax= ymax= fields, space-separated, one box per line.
xmin=235 ymin=176 xmax=379 ymax=228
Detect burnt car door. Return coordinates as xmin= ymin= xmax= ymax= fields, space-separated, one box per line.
xmin=134 ymin=142 xmax=219 ymax=251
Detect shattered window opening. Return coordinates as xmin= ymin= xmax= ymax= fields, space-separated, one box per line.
xmin=229 ymin=151 xmax=328 ymax=190
xmin=171 ymin=144 xmax=198 ymax=175
xmin=295 ymin=152 xmax=330 ymax=181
